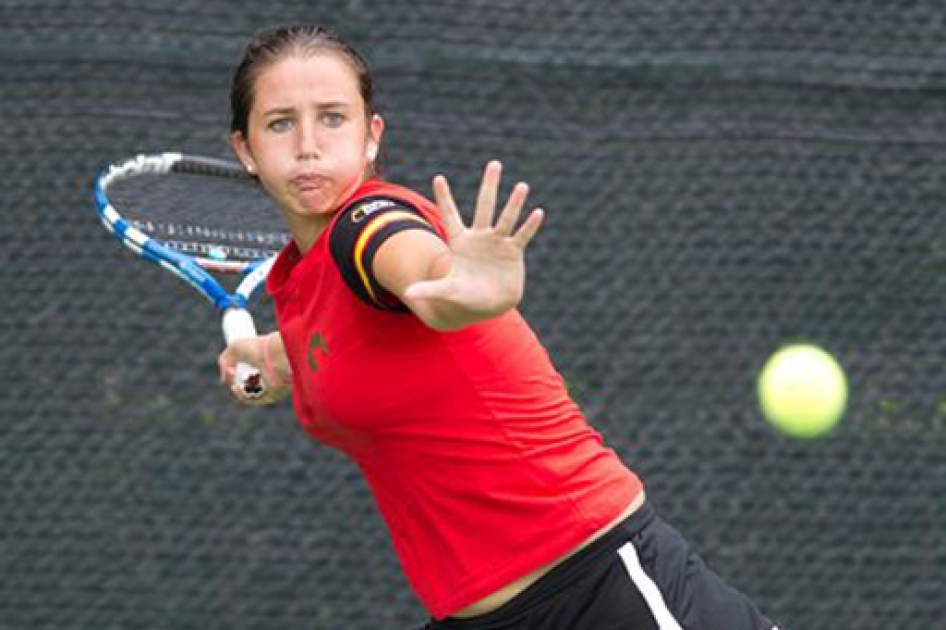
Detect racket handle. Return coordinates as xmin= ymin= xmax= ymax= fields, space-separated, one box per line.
xmin=221 ymin=308 xmax=265 ymax=398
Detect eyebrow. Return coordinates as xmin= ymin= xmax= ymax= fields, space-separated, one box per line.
xmin=261 ymin=102 xmax=351 ymax=117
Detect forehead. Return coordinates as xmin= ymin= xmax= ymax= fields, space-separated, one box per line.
xmin=251 ymin=53 xmax=362 ymax=111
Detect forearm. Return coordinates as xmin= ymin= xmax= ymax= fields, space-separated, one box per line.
xmin=412 ymin=299 xmax=503 ymax=331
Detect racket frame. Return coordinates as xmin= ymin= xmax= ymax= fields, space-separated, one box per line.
xmin=93 ymin=152 xmax=282 ymax=396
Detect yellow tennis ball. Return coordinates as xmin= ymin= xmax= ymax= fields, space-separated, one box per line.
xmin=758 ymin=344 xmax=848 ymax=439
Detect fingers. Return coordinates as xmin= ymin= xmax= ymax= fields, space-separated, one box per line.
xmin=218 ymin=348 xmax=236 ymax=386
xmin=437 ymin=161 xmax=542 ymax=241
xmin=513 ymin=208 xmax=545 ymax=248
xmin=432 ymin=174 xmax=464 ymax=238
xmin=473 ymin=160 xmax=502 ymax=229
xmin=218 ymin=336 xmax=276 ymax=404
xmin=494 ymin=182 xmax=529 ymax=236
xmin=488 ymin=166 xmax=542 ymax=246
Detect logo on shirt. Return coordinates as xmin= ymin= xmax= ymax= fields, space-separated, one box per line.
xmin=351 ymin=199 xmax=396 ymax=223
xmin=308 ymin=332 xmax=329 ymax=372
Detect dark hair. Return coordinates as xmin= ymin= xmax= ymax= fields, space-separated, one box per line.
xmin=229 ymin=24 xmax=376 ymax=137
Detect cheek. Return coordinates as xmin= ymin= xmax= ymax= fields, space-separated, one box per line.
xmin=248 ymin=124 xmax=289 ymax=157
xmin=250 ymin=152 xmax=291 ymax=196
xmin=252 ymin=144 xmax=292 ymax=179
xmin=344 ymin=124 xmax=373 ymax=159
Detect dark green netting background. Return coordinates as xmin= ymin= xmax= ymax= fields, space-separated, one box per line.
xmin=2 ymin=1 xmax=945 ymax=628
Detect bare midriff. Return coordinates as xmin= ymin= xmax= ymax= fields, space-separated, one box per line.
xmin=450 ymin=490 xmax=647 ymax=619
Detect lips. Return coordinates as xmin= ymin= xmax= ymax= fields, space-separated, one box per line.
xmin=289 ymin=173 xmax=333 ymax=214
xmin=292 ymin=173 xmax=329 ymax=191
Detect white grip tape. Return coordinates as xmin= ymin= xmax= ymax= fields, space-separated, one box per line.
xmin=221 ymin=308 xmax=264 ymax=397
xmin=222 ymin=308 xmax=258 ymax=342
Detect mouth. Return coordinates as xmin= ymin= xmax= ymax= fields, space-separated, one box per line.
xmin=291 ymin=173 xmax=329 ymax=192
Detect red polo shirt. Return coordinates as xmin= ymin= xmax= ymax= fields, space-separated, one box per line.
xmin=266 ymin=179 xmax=643 ymax=618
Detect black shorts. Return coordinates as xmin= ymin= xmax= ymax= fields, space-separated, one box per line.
xmin=425 ymin=503 xmax=779 ymax=630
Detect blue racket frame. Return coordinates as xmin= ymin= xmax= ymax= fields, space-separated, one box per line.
xmin=93 ymin=152 xmax=276 ymax=312
xmin=93 ymin=152 xmax=280 ymax=396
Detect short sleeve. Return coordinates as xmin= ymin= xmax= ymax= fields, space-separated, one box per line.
xmin=329 ymin=196 xmax=441 ymax=311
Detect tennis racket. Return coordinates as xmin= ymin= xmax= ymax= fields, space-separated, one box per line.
xmin=92 ymin=152 xmax=288 ymax=397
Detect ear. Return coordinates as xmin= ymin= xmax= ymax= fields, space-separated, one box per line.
xmin=230 ymin=131 xmax=258 ymax=175
xmin=366 ymin=114 xmax=385 ymax=163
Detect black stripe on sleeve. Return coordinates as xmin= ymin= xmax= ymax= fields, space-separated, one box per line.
xmin=329 ymin=196 xmax=440 ymax=311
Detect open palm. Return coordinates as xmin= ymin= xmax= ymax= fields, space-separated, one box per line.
xmin=405 ymin=161 xmax=544 ymax=318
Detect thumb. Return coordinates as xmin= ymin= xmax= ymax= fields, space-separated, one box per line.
xmin=219 ymin=337 xmax=263 ymax=382
xmin=404 ymin=276 xmax=457 ymax=301
xmin=218 ymin=346 xmax=238 ymax=385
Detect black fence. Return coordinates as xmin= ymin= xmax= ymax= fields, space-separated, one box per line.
xmin=2 ymin=1 xmax=945 ymax=628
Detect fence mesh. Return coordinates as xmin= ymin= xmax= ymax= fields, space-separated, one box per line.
xmin=2 ymin=1 xmax=945 ymax=628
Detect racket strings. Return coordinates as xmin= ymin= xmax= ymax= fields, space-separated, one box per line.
xmin=135 ymin=222 xmax=285 ymax=262
xmin=108 ymin=171 xmax=288 ymax=264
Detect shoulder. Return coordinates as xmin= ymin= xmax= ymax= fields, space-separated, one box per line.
xmin=328 ymin=183 xmax=443 ymax=310
xmin=339 ymin=180 xmax=445 ymax=232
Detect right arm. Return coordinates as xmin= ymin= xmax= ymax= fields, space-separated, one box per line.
xmin=376 ymin=161 xmax=544 ymax=330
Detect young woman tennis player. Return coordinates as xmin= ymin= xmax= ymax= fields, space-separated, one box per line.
xmin=219 ymin=24 xmax=780 ymax=630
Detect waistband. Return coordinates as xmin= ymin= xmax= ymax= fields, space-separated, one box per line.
xmin=431 ymin=501 xmax=657 ymax=629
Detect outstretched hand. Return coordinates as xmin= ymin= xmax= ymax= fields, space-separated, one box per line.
xmin=404 ymin=161 xmax=544 ymax=319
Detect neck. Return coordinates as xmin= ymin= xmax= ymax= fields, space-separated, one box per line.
xmin=284 ymin=214 xmax=332 ymax=254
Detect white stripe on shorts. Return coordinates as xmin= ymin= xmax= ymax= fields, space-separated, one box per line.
xmin=617 ymin=542 xmax=683 ymax=630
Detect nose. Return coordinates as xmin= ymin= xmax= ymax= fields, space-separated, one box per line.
xmin=296 ymin=118 xmax=321 ymax=160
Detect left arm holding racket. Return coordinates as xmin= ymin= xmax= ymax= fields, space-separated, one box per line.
xmin=93 ymin=152 xmax=291 ymax=402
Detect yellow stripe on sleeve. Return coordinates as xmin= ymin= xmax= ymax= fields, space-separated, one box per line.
xmin=352 ymin=211 xmax=431 ymax=305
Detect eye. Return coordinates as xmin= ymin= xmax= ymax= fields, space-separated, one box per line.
xmin=322 ymin=112 xmax=345 ymax=127
xmin=267 ymin=117 xmax=293 ymax=133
